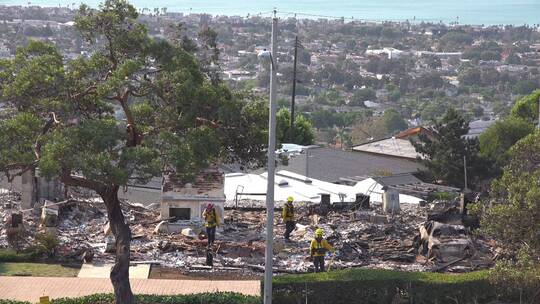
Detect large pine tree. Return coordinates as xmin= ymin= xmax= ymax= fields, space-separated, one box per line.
xmin=414 ymin=108 xmax=486 ymax=189
xmin=0 ymin=1 xmax=267 ymax=302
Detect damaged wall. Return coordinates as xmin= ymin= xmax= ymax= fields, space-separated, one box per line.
xmin=161 ymin=197 xmax=224 ymax=223
xmin=161 ymin=168 xmax=225 ymax=223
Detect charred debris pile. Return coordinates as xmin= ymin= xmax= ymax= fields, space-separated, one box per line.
xmin=1 ymin=190 xmax=495 ymax=275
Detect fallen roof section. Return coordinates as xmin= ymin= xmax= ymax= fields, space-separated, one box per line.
xmin=224 ymin=170 xmax=424 ymax=205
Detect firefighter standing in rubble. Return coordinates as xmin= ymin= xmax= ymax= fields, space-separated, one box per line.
xmin=203 ymin=203 xmax=220 ymax=246
xmin=310 ymin=228 xmax=335 ymax=272
xmin=282 ymin=196 xmax=295 ymax=240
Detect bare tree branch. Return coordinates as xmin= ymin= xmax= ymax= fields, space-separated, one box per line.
xmin=60 ymin=168 xmax=107 ymax=194
xmin=71 ymin=85 xmax=97 ymax=101
xmin=34 ymin=112 xmax=61 ymax=160
xmin=2 ymin=162 xmax=37 ymax=182
xmin=196 ymin=117 xmax=220 ymax=129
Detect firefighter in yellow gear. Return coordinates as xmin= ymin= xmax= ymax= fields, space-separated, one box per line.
xmin=202 ymin=203 xmax=220 ymax=246
xmin=282 ymin=196 xmax=295 ymax=240
xmin=310 ymin=228 xmax=334 ymax=272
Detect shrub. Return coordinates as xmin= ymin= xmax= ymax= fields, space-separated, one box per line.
xmin=272 ymin=268 xmax=538 ymax=304
xmin=489 ymin=249 xmax=540 ymax=303
xmin=0 ymin=249 xmax=39 ymax=263
xmin=0 ymin=293 xmax=261 ymax=304
xmin=0 ymin=301 xmax=29 ymax=304
xmin=427 ymin=191 xmax=459 ymax=202
xmin=35 ymin=233 xmax=59 ymax=258
xmin=6 ymin=227 xmax=25 ymax=252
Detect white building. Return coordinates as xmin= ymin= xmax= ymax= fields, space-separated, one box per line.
xmin=415 ymin=51 xmax=462 ymax=60
xmin=223 ymin=69 xmax=253 ymax=81
xmin=366 ymin=48 xmax=408 ymax=60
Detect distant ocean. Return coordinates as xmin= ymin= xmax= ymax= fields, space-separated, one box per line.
xmin=0 ymin=0 xmax=539 ymax=26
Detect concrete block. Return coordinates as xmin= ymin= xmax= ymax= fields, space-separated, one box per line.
xmin=383 ymin=189 xmax=401 ymax=214
xmin=21 ymin=170 xmax=36 ymax=209
xmin=40 ymin=201 xmax=59 ymax=227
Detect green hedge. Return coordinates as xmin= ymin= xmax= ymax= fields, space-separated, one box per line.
xmin=0 ymin=293 xmax=261 ymax=304
xmin=272 ymin=268 xmax=537 ymax=304
xmin=0 ymin=249 xmax=39 ymax=263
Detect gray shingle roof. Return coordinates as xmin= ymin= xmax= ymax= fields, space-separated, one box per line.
xmin=277 ymin=147 xmax=424 ymax=183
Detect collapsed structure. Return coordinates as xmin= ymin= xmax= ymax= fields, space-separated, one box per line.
xmin=0 ymin=171 xmax=495 ymax=275
xmin=0 ymin=145 xmax=494 ymax=275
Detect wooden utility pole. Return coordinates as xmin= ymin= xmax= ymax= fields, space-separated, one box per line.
xmin=463 ymin=155 xmax=468 ymax=191
xmin=290 ymin=36 xmax=303 ymax=142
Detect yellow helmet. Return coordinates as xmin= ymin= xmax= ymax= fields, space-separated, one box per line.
xmin=315 ymin=228 xmax=324 ymax=236
xmin=287 ymin=196 xmax=294 ymax=202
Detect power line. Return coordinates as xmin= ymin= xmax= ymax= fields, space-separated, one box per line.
xmin=184 ymin=8 xmax=437 ymax=24
xmin=276 ymin=10 xmax=358 ymax=21
xmin=274 ymin=10 xmax=452 ymax=24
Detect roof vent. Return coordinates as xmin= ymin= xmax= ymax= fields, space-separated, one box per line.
xmin=278 ymin=179 xmax=289 ymax=186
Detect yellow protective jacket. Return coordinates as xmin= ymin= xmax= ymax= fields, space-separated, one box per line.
xmin=310 ymin=238 xmax=334 ymax=257
xmin=203 ymin=208 xmax=220 ymax=228
xmin=282 ymin=202 xmax=294 ymax=222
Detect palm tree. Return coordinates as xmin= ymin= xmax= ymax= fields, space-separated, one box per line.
xmin=334 ymin=127 xmax=352 ymax=150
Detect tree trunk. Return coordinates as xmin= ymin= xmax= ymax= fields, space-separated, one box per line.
xmin=101 ymin=186 xmax=135 ymax=304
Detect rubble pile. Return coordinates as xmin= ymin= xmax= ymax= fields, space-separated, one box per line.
xmin=0 ymin=190 xmax=20 ymax=247
xmin=0 ymin=189 xmax=495 ymax=274
xmin=1 ymin=190 xmax=37 ymax=249
xmin=56 ymin=200 xmax=161 ymax=262
xmin=270 ymin=202 xmax=431 ymax=272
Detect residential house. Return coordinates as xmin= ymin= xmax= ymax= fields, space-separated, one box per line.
xmin=352 ymin=126 xmax=434 ymax=160
xmin=274 ymin=146 xmax=423 ymax=184
xmin=463 ymin=119 xmax=496 ymax=139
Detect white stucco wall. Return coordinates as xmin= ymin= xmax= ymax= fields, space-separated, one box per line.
xmin=161 ymin=198 xmax=224 ymax=223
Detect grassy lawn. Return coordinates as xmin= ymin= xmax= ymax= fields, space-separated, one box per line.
xmin=0 ymin=263 xmax=80 ymax=277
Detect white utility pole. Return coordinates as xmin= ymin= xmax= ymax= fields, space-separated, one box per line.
xmin=305 ymin=148 xmax=309 ymax=178
xmin=263 ymin=10 xmax=278 ymax=304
